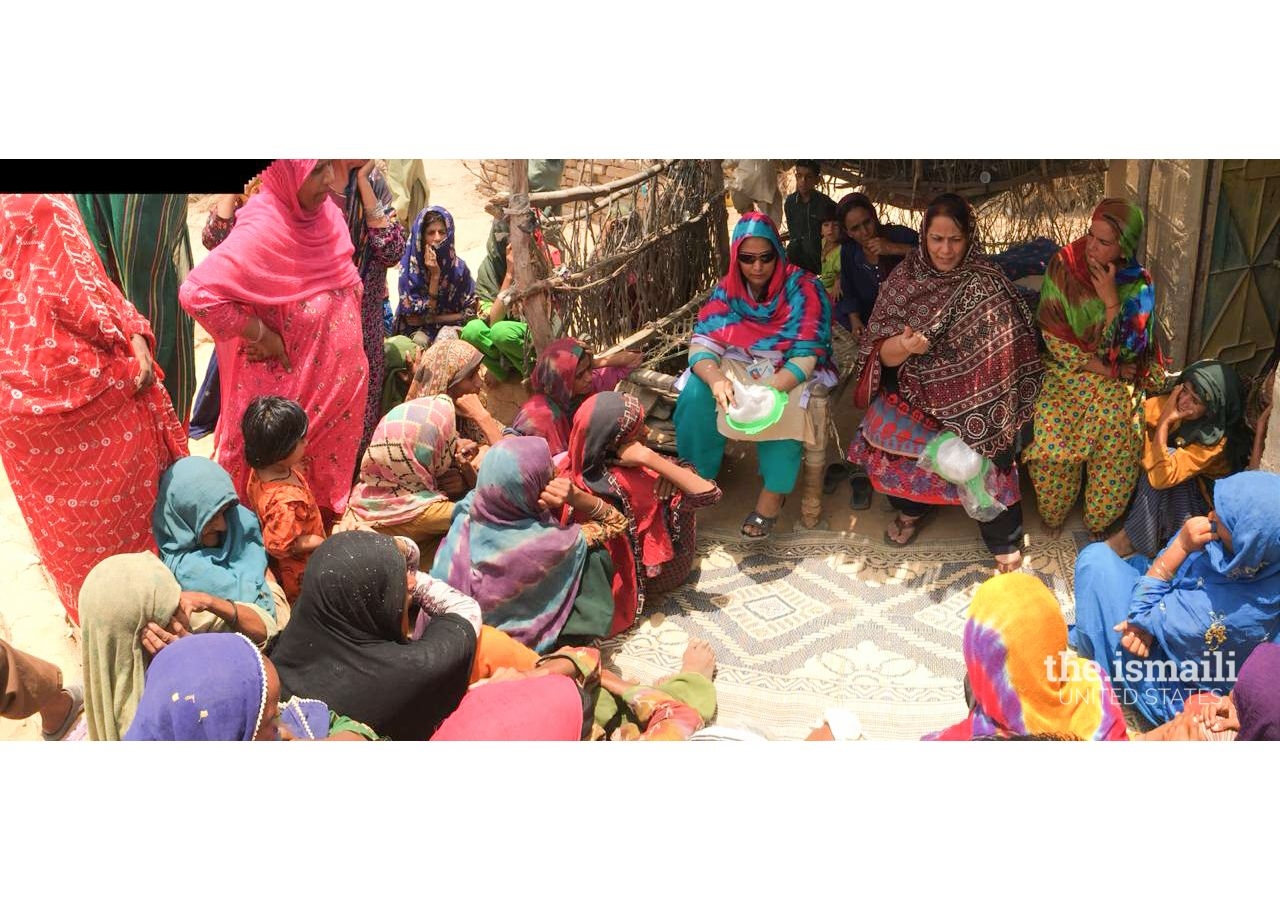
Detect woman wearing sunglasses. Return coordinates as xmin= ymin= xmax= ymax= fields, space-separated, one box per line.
xmin=673 ymin=212 xmax=835 ymax=538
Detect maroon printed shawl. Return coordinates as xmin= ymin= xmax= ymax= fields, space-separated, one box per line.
xmin=856 ymin=244 xmax=1045 ymax=458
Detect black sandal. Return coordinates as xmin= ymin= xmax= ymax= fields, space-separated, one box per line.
xmin=741 ymin=510 xmax=779 ymax=540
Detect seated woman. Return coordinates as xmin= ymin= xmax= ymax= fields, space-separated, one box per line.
xmin=125 ymin=632 xmax=379 ymax=741
xmin=79 ymin=553 xmax=185 ymax=740
xmin=925 ymin=572 xmax=1128 ymax=741
xmin=405 ymin=338 xmax=506 ymax=448
xmin=835 ymin=192 xmax=918 ymax=339
xmin=333 ymin=396 xmax=476 ymax=560
xmin=847 ymin=193 xmax=1044 ymax=571
xmin=1109 ymin=359 xmax=1249 ymax=559
xmin=380 ymin=335 xmax=419 ymax=418
xmin=1024 ymin=198 xmax=1160 ymax=540
xmin=673 ymin=212 xmax=835 ymax=537
xmin=561 ymin=392 xmax=721 ymax=635
xmin=1072 ymin=471 xmax=1280 ymax=726
xmin=153 ymin=456 xmax=290 ymax=649
xmin=505 ymin=339 xmax=643 ymax=457
xmin=430 ymin=437 xmax=628 ymax=652
xmin=395 ymin=206 xmax=476 ymax=343
xmin=268 ymin=531 xmax=478 ymax=740
xmin=433 ymin=639 xmax=717 ymax=741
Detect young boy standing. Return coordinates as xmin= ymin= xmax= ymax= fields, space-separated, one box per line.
xmin=783 ymin=160 xmax=838 ymax=275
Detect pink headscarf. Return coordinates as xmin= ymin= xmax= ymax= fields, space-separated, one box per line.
xmin=184 ymin=159 xmax=361 ymax=306
xmin=430 ymin=674 xmax=586 ymax=741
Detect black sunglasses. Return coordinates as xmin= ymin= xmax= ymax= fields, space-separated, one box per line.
xmin=739 ymin=251 xmax=777 ymax=266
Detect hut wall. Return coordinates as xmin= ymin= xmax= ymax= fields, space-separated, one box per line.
xmin=479 ymin=159 xmax=646 ymax=193
xmin=1108 ymin=159 xmax=1212 ymax=370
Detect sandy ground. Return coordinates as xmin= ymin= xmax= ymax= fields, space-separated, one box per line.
xmin=0 ymin=161 xmax=1083 ymax=740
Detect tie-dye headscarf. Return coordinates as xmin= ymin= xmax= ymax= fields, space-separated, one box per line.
xmin=429 ymin=436 xmax=590 ymax=652
xmin=405 ymin=338 xmax=490 ymax=445
xmin=1038 ymin=198 xmax=1157 ymax=377
xmin=507 ymin=338 xmax=590 ymax=455
xmin=694 ymin=212 xmax=834 ymax=377
xmin=344 ymin=396 xmax=458 ymax=526
xmin=925 ymin=572 xmax=1128 ymax=741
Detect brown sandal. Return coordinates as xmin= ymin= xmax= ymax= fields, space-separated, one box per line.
xmin=883 ymin=510 xmax=933 ymax=547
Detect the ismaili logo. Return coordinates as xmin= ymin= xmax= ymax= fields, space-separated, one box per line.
xmin=1043 ymin=650 xmax=1238 ymax=705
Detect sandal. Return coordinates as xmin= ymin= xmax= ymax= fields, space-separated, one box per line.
xmin=849 ymin=473 xmax=873 ymax=510
xmin=741 ymin=510 xmax=779 ymax=540
xmin=883 ymin=510 xmax=934 ymax=547
xmin=41 ymin=684 xmax=83 ymax=742
xmin=823 ymin=462 xmax=851 ymax=496
xmin=994 ymin=548 xmax=1024 ymax=574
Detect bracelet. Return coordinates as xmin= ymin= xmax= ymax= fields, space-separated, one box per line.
xmin=228 ymin=602 xmax=240 ymax=631
xmin=1150 ymin=559 xmax=1173 ymax=581
xmin=249 ymin=318 xmax=265 ymax=343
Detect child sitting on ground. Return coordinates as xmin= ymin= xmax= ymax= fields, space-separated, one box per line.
xmin=242 ymin=396 xmax=326 ymax=605
xmin=819 ymin=209 xmax=842 ymax=306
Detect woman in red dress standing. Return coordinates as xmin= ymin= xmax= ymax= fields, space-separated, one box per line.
xmin=0 ymin=193 xmax=188 ymax=623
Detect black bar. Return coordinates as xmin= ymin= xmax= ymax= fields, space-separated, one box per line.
xmin=0 ymin=160 xmax=275 ymax=194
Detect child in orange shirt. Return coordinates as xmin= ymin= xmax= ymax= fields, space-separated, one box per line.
xmin=242 ymin=396 xmax=326 ymax=605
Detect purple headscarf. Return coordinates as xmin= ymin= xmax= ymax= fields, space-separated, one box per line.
xmin=429 ymin=436 xmax=590 ymax=652
xmin=1235 ymin=643 xmax=1280 ymax=741
xmin=125 ymin=633 xmax=268 ymax=741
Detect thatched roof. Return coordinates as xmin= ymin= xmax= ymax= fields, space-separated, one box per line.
xmin=821 ymin=159 xmax=1107 ymax=209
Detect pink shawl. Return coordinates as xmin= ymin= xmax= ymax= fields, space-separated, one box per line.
xmin=183 ymin=159 xmax=361 ymax=305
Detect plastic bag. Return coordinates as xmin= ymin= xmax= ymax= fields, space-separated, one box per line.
xmin=917 ymin=432 xmax=1007 ymax=522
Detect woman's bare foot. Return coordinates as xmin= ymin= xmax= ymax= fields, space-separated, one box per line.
xmin=1042 ymin=524 xmax=1063 ymax=540
xmin=680 ymin=638 xmax=716 ymax=679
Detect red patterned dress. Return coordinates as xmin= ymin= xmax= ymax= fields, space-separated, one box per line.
xmin=0 ymin=194 xmax=187 ymax=623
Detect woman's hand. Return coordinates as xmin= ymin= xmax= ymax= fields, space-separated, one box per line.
xmin=538 ymin=477 xmax=575 ymax=512
xmin=453 ymin=393 xmax=489 ymax=422
xmin=140 ymin=615 xmax=191 ymax=658
xmin=1159 ymin=384 xmax=1186 ymax=426
xmin=1113 ymin=620 xmax=1154 ymax=658
xmin=1176 ymin=516 xmax=1217 ymax=554
xmin=899 ymin=325 xmax=930 ymax=356
xmin=1116 ymin=361 xmax=1138 ymax=380
xmin=130 ymin=334 xmax=155 ymax=394
xmin=177 ymin=591 xmax=217 ymax=620
xmin=358 ymin=159 xmax=377 ymax=180
xmin=710 ymin=378 xmax=735 ymax=413
xmin=848 ymin=314 xmax=865 ymax=341
xmin=437 ymin=467 xmax=466 ymax=498
xmin=615 ymin=441 xmax=654 ymax=468
xmin=1088 ymin=259 xmax=1120 ymax=305
xmin=1198 ymin=694 xmax=1241 ymax=735
xmin=245 ymin=325 xmax=291 ymax=373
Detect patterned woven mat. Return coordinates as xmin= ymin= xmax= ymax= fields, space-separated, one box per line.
xmin=601 ymin=527 xmax=1085 ymax=740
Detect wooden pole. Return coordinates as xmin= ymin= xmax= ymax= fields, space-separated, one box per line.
xmin=507 ymin=159 xmax=552 ymax=353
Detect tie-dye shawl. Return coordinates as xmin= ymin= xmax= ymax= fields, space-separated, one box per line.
xmin=429 ymin=437 xmax=589 ymax=652
xmin=1037 ymin=198 xmax=1157 ymax=377
xmin=694 ymin=212 xmax=834 ymax=377
xmin=345 ymin=396 xmax=457 ymax=526
xmin=925 ymin=572 xmax=1128 ymax=741
xmin=508 ymin=338 xmax=589 ymax=456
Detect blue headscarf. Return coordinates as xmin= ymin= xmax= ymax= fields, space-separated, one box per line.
xmin=152 ymin=456 xmax=276 ymax=617
xmin=1129 ymin=471 xmax=1280 ymax=670
xmin=125 ymin=633 xmax=268 ymax=741
xmin=396 ymin=205 xmax=475 ymax=338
